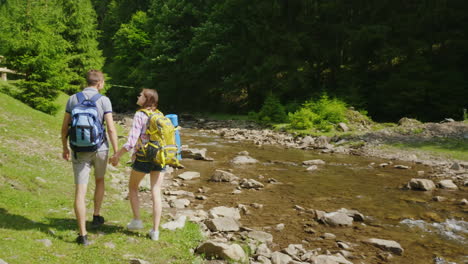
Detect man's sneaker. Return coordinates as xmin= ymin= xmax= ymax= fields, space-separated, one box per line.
xmin=76 ymin=234 xmax=89 ymax=246
xmin=91 ymin=215 xmax=105 ymax=227
xmin=127 ymin=219 xmax=143 ymax=230
xmin=149 ymin=229 xmax=159 ymax=241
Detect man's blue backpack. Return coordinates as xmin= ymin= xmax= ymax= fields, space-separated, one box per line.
xmin=69 ymin=92 xmax=105 ymax=153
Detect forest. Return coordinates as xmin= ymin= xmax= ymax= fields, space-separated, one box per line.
xmin=0 ymin=0 xmax=467 ymax=122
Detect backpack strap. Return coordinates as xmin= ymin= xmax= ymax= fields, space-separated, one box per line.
xmin=89 ymin=93 xmax=102 ymax=103
xmin=76 ymin=92 xmax=86 ymax=104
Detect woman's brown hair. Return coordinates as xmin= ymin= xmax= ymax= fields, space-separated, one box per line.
xmin=140 ymin=88 xmax=159 ymax=110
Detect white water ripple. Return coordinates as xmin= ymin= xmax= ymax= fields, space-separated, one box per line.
xmin=400 ymin=218 xmax=468 ymax=244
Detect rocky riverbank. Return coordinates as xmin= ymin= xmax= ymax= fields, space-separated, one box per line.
xmin=112 ymin=114 xmax=468 ymax=263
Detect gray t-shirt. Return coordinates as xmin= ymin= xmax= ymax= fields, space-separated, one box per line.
xmin=66 ymin=87 xmax=113 ymax=151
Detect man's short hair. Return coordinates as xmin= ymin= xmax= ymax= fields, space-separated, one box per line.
xmin=86 ymin=70 xmax=104 ymax=86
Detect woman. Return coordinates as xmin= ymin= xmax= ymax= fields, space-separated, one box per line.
xmin=110 ymin=88 xmax=164 ymax=241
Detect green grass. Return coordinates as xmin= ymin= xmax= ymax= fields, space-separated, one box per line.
xmin=387 ymin=138 xmax=468 ymax=161
xmin=0 ymin=92 xmax=204 ymax=264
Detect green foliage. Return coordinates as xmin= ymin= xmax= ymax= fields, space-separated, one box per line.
xmin=0 ymin=0 xmax=103 ymax=114
xmin=255 ymin=95 xmax=287 ymax=124
xmin=93 ymin=0 xmax=468 ymax=122
xmin=289 ymin=95 xmax=348 ymax=131
xmin=16 ymin=81 xmax=59 ymax=115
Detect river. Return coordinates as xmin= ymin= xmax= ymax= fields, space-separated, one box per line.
xmin=177 ymin=128 xmax=467 ymax=264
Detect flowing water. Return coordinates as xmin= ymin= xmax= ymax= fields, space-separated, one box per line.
xmin=179 ymin=128 xmax=467 ymax=264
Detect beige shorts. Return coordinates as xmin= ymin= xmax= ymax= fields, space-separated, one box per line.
xmin=72 ymin=151 xmax=108 ymax=184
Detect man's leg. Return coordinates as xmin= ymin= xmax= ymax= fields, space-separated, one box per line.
xmin=93 ymin=177 xmax=104 ymax=216
xmin=74 ymin=184 xmax=88 ymax=236
xmin=93 ymin=151 xmax=108 ymax=219
xmin=72 ymin=152 xmax=92 ymax=238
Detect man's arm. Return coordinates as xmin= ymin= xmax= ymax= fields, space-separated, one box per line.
xmin=104 ymin=113 xmax=118 ymax=155
xmin=61 ymin=113 xmax=71 ymax=161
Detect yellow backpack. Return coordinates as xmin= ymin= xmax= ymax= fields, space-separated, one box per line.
xmin=136 ymin=109 xmax=181 ymax=168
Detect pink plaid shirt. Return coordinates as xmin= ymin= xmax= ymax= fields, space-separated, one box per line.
xmin=123 ymin=111 xmax=150 ymax=153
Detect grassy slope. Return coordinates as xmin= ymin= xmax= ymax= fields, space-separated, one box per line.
xmin=0 ymin=93 xmax=203 ymax=264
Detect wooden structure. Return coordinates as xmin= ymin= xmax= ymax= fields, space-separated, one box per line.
xmin=0 ymin=67 xmax=18 ymax=81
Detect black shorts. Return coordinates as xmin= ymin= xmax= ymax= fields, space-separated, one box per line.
xmin=132 ymin=160 xmax=165 ymax=174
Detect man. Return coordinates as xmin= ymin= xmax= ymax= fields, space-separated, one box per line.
xmin=61 ymin=70 xmax=118 ymax=245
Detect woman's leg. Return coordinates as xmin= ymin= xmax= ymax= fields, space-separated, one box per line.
xmin=128 ymin=169 xmax=146 ymax=220
xmin=150 ymin=171 xmax=164 ymax=231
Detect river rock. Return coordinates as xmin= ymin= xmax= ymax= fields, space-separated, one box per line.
xmin=164 ymin=190 xmax=195 ymax=197
xmin=177 ymin=171 xmax=200 ymax=180
xmin=302 ymin=159 xmax=326 ymax=166
xmin=314 ymin=136 xmax=330 ymax=149
xmin=432 ymin=196 xmax=447 ymax=202
xmin=306 ymin=165 xmax=318 ymax=171
xmin=231 ymin=155 xmax=259 ymax=165
xmin=337 ymin=122 xmax=349 ymax=132
xmin=394 ymin=165 xmax=410 ymax=169
xmin=270 ymin=251 xmax=292 ymax=264
xmin=275 ymin=223 xmax=285 ymax=231
xmin=209 ymin=206 xmax=241 ymax=220
xmin=196 ymin=240 xmax=246 ymax=262
xmin=438 ymin=180 xmax=458 ymax=189
xmin=205 ymin=217 xmax=241 ymax=232
xmin=320 ymin=212 xmax=353 ymax=227
xmin=450 ymin=162 xmax=462 ymax=171
xmin=256 ymin=243 xmax=272 ymax=258
xmin=257 ymin=255 xmax=272 ymax=264
xmin=237 ymin=151 xmax=249 ymax=156
xmin=240 ymin=178 xmax=264 ymax=189
xmin=337 ymin=208 xmax=365 ymax=221
xmin=211 ymin=170 xmax=239 ymax=182
xmin=310 ymin=254 xmax=353 ymax=264
xmin=282 ymin=244 xmax=306 ymax=258
xmin=248 ymin=230 xmax=274 ymax=244
xmin=161 ymin=215 xmax=187 ymax=230
xmin=460 ymin=198 xmax=468 ymax=205
xmin=365 ymin=238 xmax=404 ymax=255
xmin=181 ymin=147 xmax=207 ymax=160
xmin=300 ymin=136 xmax=315 ymax=147
xmin=170 ymin=199 xmax=190 ymax=208
xmin=408 ymin=178 xmax=436 ymax=191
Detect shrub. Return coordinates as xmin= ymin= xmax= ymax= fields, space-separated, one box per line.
xmin=256 ymin=95 xmax=288 ymax=124
xmin=289 ymin=95 xmax=348 ymax=131
xmin=288 ymin=108 xmax=318 ymax=129
xmin=16 ymin=80 xmax=59 ymax=115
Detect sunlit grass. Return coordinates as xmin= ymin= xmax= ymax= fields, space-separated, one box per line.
xmin=0 ymin=92 xmax=204 ymax=264
xmin=387 ymin=139 xmax=468 ymax=161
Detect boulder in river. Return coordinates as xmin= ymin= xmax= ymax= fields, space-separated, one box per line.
xmin=438 ymin=180 xmax=458 ymax=190
xmin=408 ymin=178 xmax=436 ymax=191
xmin=231 ymin=155 xmax=259 ymax=165
xmin=240 ymin=178 xmax=264 ymax=189
xmin=320 ymin=212 xmax=353 ymax=227
xmin=364 ymin=238 xmax=404 ymax=255
xmin=181 ymin=147 xmax=208 ymax=160
xmin=210 ymin=170 xmax=239 ymax=182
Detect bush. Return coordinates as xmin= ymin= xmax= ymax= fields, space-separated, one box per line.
xmin=256 ymin=95 xmax=288 ymax=124
xmin=288 ymin=108 xmax=318 ymax=130
xmin=289 ymin=95 xmax=348 ymax=131
xmin=16 ymin=80 xmax=59 ymax=115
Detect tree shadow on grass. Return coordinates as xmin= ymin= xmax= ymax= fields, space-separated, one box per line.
xmin=0 ymin=207 xmax=139 ymax=243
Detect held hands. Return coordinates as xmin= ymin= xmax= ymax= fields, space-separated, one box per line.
xmin=109 ymin=153 xmax=120 ymax=166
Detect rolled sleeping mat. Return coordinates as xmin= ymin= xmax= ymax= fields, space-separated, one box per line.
xmin=165 ymin=114 xmax=182 ymax=160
